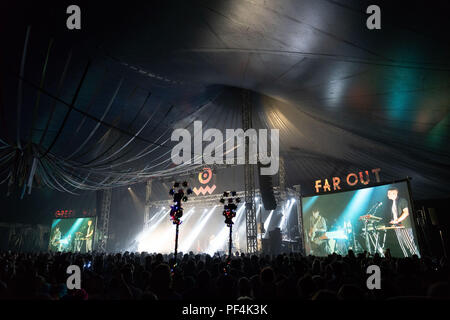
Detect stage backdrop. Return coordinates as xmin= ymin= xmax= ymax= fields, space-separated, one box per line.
xmin=49 ymin=217 xmax=97 ymax=253
xmin=302 ymin=181 xmax=420 ymax=258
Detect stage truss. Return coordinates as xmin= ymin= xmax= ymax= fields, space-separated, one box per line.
xmin=242 ymin=89 xmax=258 ymax=254
xmin=97 ymin=188 xmax=112 ymax=252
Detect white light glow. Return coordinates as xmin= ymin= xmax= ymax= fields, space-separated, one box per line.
xmin=206 ymin=203 xmax=245 ymax=255
xmin=180 ymin=206 xmax=217 ymax=252
xmin=150 ymin=207 xmax=196 ymax=252
xmin=264 ymin=210 xmax=274 ymax=234
xmin=279 ymin=199 xmax=295 ymax=229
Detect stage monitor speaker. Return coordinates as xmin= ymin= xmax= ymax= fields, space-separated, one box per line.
xmin=258 ymin=163 xmax=277 ymax=210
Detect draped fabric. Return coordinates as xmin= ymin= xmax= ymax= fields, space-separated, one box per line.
xmin=1 ymin=0 xmax=449 ymax=200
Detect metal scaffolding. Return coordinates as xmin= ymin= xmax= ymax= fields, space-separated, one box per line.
xmin=279 ymin=156 xmax=286 ymax=201
xmin=293 ymin=184 xmax=305 ymax=255
xmin=242 ymin=89 xmax=257 ymax=254
xmin=97 ymin=188 xmax=112 ymax=252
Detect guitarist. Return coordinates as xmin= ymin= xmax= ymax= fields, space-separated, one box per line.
xmin=84 ymin=220 xmax=94 ymax=252
xmin=308 ymin=209 xmax=327 ymax=256
xmin=50 ymin=226 xmax=62 ymax=251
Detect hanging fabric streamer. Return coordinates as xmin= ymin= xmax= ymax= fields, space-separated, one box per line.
xmin=27 ymin=157 xmax=38 ymax=195
xmin=16 ymin=26 xmax=31 ymax=151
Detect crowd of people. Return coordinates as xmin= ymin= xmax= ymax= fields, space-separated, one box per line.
xmin=0 ymin=250 xmax=449 ymax=300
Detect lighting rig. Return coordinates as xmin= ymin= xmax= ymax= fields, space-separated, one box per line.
xmin=219 ymin=191 xmax=241 ymax=261
xmin=169 ymin=181 xmax=193 ymax=261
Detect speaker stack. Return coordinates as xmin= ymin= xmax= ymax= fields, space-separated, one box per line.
xmin=258 ymin=163 xmax=277 ymax=210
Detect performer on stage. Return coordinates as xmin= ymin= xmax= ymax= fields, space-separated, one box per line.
xmin=50 ymin=226 xmax=61 ymax=251
xmin=308 ymin=209 xmax=327 ymax=256
xmin=84 ymin=220 xmax=94 ymax=252
xmin=386 ymin=187 xmax=420 ymax=257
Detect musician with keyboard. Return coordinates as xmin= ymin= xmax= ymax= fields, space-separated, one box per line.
xmin=386 ymin=187 xmax=420 ymax=257
xmin=308 ymin=209 xmax=327 ymax=255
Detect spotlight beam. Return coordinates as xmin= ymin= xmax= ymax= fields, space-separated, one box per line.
xmin=134 ymin=207 xmax=165 ymax=245
xmin=151 ymin=208 xmax=195 ymax=252
xmin=180 ymin=206 xmax=198 ymax=224
xmin=256 ymin=204 xmax=262 ymax=220
xmin=264 ymin=210 xmax=274 ymax=235
xmin=137 ymin=208 xmax=170 ymax=246
xmin=180 ymin=205 xmax=217 ymax=252
xmin=140 ymin=208 xmax=194 ymax=252
xmin=207 ymin=203 xmax=245 ymax=254
xmin=148 ymin=207 xmax=165 ymax=223
xmin=279 ymin=199 xmax=295 ymax=229
xmin=128 ymin=187 xmax=144 ymax=212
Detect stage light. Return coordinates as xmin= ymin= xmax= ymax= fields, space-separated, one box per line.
xmin=255 ymin=197 xmax=259 ymax=201
xmin=128 ymin=187 xmax=131 ymax=190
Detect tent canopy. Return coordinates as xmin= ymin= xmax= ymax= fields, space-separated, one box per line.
xmin=1 ymin=0 xmax=449 ymax=199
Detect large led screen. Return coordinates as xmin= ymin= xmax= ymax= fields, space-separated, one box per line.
xmin=49 ymin=217 xmax=97 ymax=253
xmin=302 ymin=181 xmax=420 ymax=257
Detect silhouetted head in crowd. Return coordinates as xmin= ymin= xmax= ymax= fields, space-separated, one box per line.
xmin=0 ymin=250 xmax=448 ymax=301
xmin=238 ymin=277 xmax=252 ymax=298
xmin=197 ymin=270 xmax=211 ymax=289
xmin=260 ymin=267 xmax=274 ymax=285
xmin=337 ymin=284 xmax=364 ymax=300
xmin=312 ymin=289 xmax=337 ymax=300
xmin=150 ymin=264 xmax=172 ymax=294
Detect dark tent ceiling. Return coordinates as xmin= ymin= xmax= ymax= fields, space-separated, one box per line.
xmin=1 ymin=0 xmax=449 ymax=200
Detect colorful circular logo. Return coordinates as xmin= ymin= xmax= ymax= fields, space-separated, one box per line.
xmin=198 ymin=167 xmax=212 ymax=184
